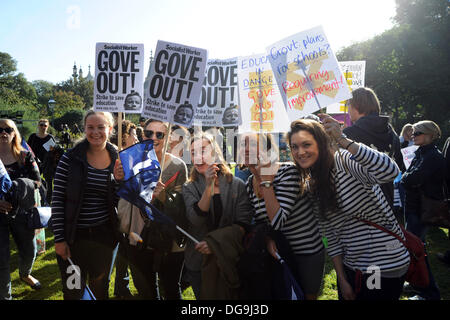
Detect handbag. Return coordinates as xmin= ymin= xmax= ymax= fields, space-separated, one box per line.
xmin=420 ymin=183 xmax=450 ymax=228
xmin=356 ymin=218 xmax=430 ymax=289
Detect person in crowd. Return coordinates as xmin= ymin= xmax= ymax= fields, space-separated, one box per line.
xmin=51 ymin=110 xmax=121 ymax=300
xmin=182 ymin=132 xmax=253 ymax=299
xmin=119 ymin=119 xmax=188 ymax=299
xmin=400 ymin=123 xmax=414 ymax=148
xmin=0 ymin=119 xmax=42 ymax=300
xmin=289 ymin=116 xmax=410 ymax=300
xmin=400 ymin=121 xmax=445 ymax=300
xmin=135 ymin=117 xmax=146 ymax=143
xmin=27 ymin=119 xmax=55 ymax=168
xmin=436 ymin=136 xmax=450 ymax=267
xmin=343 ymin=87 xmax=405 ymax=209
xmin=109 ymin=120 xmax=139 ymax=299
xmin=168 ymin=125 xmax=191 ymax=163
xmin=238 ymin=132 xmax=325 ymax=300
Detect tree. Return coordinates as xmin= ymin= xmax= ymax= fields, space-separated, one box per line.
xmin=56 ymin=76 xmax=93 ymax=110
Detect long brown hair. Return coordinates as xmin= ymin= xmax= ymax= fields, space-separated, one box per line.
xmin=189 ymin=132 xmax=233 ymax=183
xmin=287 ymin=119 xmax=337 ymax=218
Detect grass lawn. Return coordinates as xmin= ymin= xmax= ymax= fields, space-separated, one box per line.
xmin=8 ymin=227 xmax=450 ymax=300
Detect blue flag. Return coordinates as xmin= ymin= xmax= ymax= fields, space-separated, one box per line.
xmin=81 ymin=285 xmax=96 ymax=300
xmin=117 ymin=140 xmax=174 ymax=224
xmin=0 ymin=159 xmax=13 ymax=199
xmin=276 ymin=253 xmax=305 ymax=300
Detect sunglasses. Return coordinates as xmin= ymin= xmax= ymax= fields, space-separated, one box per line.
xmin=0 ymin=127 xmax=13 ymax=134
xmin=412 ymin=131 xmax=424 ymax=137
xmin=144 ymin=130 xmax=165 ymax=140
xmin=39 ymin=123 xmax=48 ymax=127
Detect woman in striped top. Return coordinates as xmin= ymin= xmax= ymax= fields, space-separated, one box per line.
xmin=238 ymin=132 xmax=325 ymax=300
xmin=51 ymin=110 xmax=120 ymax=300
xmin=288 ymin=116 xmax=410 ymax=300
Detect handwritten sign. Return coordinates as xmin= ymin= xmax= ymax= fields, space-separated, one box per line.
xmin=327 ymin=61 xmax=366 ymax=114
xmin=266 ymin=26 xmax=351 ymax=120
xmin=401 ymin=145 xmax=419 ymax=170
xmin=194 ymin=58 xmax=241 ymax=127
xmin=142 ymin=40 xmax=207 ymax=127
xmin=94 ymin=43 xmax=144 ymax=113
xmin=237 ymin=53 xmax=291 ymax=133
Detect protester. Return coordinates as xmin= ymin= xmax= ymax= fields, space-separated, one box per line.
xmin=289 ymin=117 xmax=410 ymax=300
xmin=135 ymin=117 xmax=146 ymax=143
xmin=182 ymin=132 xmax=253 ymax=299
xmin=121 ymin=119 xmax=188 ymax=300
xmin=0 ymin=118 xmax=42 ymax=300
xmin=400 ymin=123 xmax=414 ymax=148
xmin=238 ymin=132 xmax=325 ymax=300
xmin=27 ymin=119 xmax=55 ymax=172
xmin=343 ymin=87 xmax=405 ymax=209
xmin=400 ymin=121 xmax=445 ymax=300
xmin=51 ymin=110 xmax=120 ymax=300
xmin=109 ymin=120 xmax=138 ymax=299
xmin=168 ymin=125 xmax=191 ymax=163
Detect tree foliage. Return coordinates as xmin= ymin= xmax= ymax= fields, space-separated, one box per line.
xmin=337 ymin=0 xmax=450 ymax=144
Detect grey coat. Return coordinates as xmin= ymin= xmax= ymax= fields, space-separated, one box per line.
xmin=182 ymin=174 xmax=253 ymax=271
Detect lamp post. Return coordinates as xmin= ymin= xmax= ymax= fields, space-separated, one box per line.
xmin=48 ymin=98 xmax=56 ymax=128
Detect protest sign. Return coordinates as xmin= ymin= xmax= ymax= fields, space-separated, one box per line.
xmin=266 ymin=26 xmax=352 ymax=120
xmin=94 ymin=43 xmax=144 ymax=113
xmin=237 ymin=53 xmax=290 ymax=133
xmin=142 ymin=40 xmax=208 ymax=127
xmin=194 ymin=58 xmax=241 ymax=127
xmin=401 ymin=145 xmax=419 ymax=170
xmin=326 ymin=61 xmax=366 ymax=114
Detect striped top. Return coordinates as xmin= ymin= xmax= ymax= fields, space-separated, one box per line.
xmin=318 ymin=144 xmax=410 ymax=274
xmin=246 ymin=163 xmax=324 ymax=255
xmin=52 ymin=153 xmax=112 ymax=243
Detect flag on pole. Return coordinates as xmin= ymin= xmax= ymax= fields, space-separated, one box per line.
xmin=275 ymin=253 xmax=305 ymax=300
xmin=0 ymin=159 xmax=13 ymax=199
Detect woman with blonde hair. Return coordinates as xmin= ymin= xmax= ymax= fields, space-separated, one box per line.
xmin=0 ymin=118 xmax=41 ymax=299
xmin=400 ymin=120 xmax=444 ymax=300
xmin=182 ymin=132 xmax=253 ymax=299
xmin=51 ymin=110 xmax=121 ymax=300
xmin=400 ymin=123 xmax=414 ymax=148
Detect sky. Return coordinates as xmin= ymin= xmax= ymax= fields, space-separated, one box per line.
xmin=0 ymin=0 xmax=398 ymax=84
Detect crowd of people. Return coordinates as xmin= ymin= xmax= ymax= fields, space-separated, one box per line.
xmin=0 ymin=86 xmax=449 ymax=301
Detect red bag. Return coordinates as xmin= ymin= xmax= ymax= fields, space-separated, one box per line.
xmin=357 ymin=218 xmax=430 ymax=289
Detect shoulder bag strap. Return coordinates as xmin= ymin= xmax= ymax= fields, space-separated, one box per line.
xmin=355 ymin=217 xmax=407 ymax=247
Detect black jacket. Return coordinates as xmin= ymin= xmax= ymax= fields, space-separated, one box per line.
xmin=61 ymin=140 xmax=119 ymax=245
xmin=400 ymin=143 xmax=446 ymax=212
xmin=343 ymin=114 xmax=405 ymax=208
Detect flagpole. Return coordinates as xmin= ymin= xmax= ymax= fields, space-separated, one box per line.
xmin=176 ymin=225 xmax=199 ymax=244
xmin=159 ymin=122 xmax=172 ymax=173
xmin=118 ymin=112 xmax=123 ymax=152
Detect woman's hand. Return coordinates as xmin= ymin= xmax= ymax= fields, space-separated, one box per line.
xmin=204 ymin=164 xmax=219 ymax=186
xmin=256 ymin=150 xmax=278 ymax=182
xmin=338 ymin=277 xmax=356 ymax=300
xmin=318 ymin=113 xmax=344 ymax=141
xmin=55 ymin=241 xmax=71 ymax=260
xmin=0 ymin=200 xmax=12 ymax=214
xmin=113 ymin=159 xmax=124 ymax=181
xmin=195 ymin=241 xmax=212 ymax=255
xmin=152 ymin=181 xmax=166 ymax=201
xmin=266 ymin=237 xmax=279 ymax=260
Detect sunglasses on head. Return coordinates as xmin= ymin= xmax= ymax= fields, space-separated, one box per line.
xmin=144 ymin=130 xmax=165 ymax=139
xmin=0 ymin=127 xmax=13 ymax=134
xmin=412 ymin=131 xmax=424 ymax=137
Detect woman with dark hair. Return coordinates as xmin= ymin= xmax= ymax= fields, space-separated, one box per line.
xmin=400 ymin=120 xmax=444 ymax=300
xmin=238 ymin=131 xmax=325 ymax=300
xmin=288 ymin=115 xmax=410 ymax=300
xmin=0 ymin=118 xmax=41 ymax=299
xmin=182 ymin=132 xmax=253 ymax=299
xmin=51 ymin=110 xmax=121 ymax=300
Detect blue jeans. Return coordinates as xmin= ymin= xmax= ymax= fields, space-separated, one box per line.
xmin=0 ymin=213 xmax=37 ymax=300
